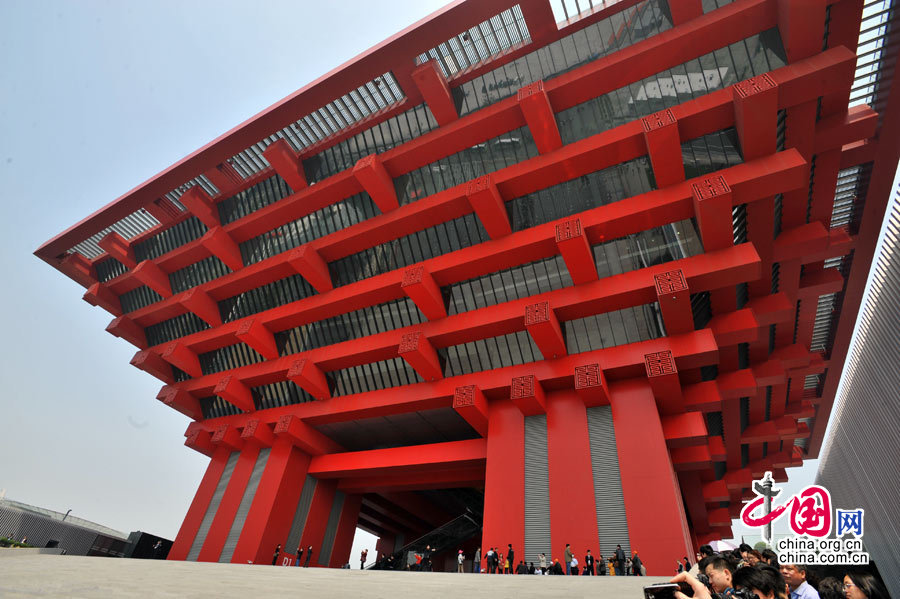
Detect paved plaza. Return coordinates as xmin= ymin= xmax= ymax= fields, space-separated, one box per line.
xmin=1 ymin=553 xmax=669 ymax=598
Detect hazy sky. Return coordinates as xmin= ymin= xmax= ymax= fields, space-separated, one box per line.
xmin=0 ymin=0 xmax=893 ymax=560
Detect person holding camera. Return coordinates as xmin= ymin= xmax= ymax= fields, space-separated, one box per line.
xmin=667 ymin=565 xmax=789 ymax=599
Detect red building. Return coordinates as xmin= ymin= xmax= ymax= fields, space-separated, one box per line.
xmin=36 ymin=0 xmax=900 ymax=574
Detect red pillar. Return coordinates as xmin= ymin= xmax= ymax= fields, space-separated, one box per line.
xmin=411 ymin=60 xmax=458 ymax=127
xmin=609 ymin=379 xmax=692 ymax=575
xmin=196 ymin=443 xmax=261 ymax=562
xmin=329 ymin=494 xmax=363 ymax=567
xmin=481 ymin=399 xmax=524 ymax=567
xmin=375 ymin=533 xmax=396 ymax=560
xmin=169 ymin=446 xmax=232 ymax=560
xmin=230 ymin=437 xmax=312 ymax=564
xmin=545 ymin=390 xmax=600 ymax=560
xmin=299 ymin=478 xmax=339 ymax=565
xmin=642 ymin=109 xmax=685 ymax=188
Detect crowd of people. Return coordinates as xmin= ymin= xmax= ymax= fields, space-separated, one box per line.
xmin=670 ymin=543 xmax=889 ymax=599
xmin=326 ymin=539 xmax=890 ymax=597
xmin=454 ymin=542 xmax=645 ymax=576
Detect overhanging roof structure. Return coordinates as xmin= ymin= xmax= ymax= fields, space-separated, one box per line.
xmin=36 ymin=0 xmax=900 ymax=572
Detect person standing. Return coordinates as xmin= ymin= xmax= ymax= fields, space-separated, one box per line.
xmin=304 ymin=545 xmax=313 ymax=567
xmin=457 ymin=550 xmax=465 ymax=573
xmin=539 ymin=553 xmax=547 ymax=575
xmin=780 ymin=563 xmax=820 ymax=599
xmin=570 ymin=554 xmax=579 ymax=576
xmin=615 ymin=544 xmax=625 ymax=576
xmin=632 ymin=552 xmax=643 ymax=576
xmin=564 ymin=544 xmax=573 ymax=576
xmin=296 ymin=545 xmax=303 ymax=567
xmin=597 ymin=552 xmax=605 ymax=575
xmin=360 ymin=548 xmax=368 ymax=569
xmin=272 ymin=544 xmax=281 ymax=566
xmin=584 ymin=550 xmax=595 ymax=575
xmin=506 ymin=544 xmax=515 ymax=574
xmin=152 ymin=540 xmax=163 ymax=559
xmin=473 ymin=547 xmax=481 ymax=573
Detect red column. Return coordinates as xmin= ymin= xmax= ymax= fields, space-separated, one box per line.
xmin=196 ymin=443 xmax=261 ymax=562
xmin=411 ymin=60 xmax=458 ymax=127
xmin=641 ymin=109 xmax=684 ymax=188
xmin=545 ymin=390 xmax=600 ymax=561
xmin=609 ymin=379 xmax=692 ymax=575
xmin=329 ymin=494 xmax=363 ymax=567
xmin=169 ymin=446 xmax=232 ymax=560
xmin=481 ymin=399 xmax=524 ymax=568
xmin=299 ymin=478 xmax=339 ymax=565
xmin=375 ymin=534 xmax=396 ymax=560
xmin=230 ymin=436 xmax=312 ymax=564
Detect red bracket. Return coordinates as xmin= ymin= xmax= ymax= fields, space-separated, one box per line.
xmin=517 ymin=80 xmax=562 ymax=155
xmin=274 ymin=414 xmax=343 ymax=455
xmin=401 ymin=265 xmax=446 ymax=320
xmin=59 ymin=252 xmax=97 ymax=287
xmin=398 ymin=331 xmax=443 ymax=381
xmin=211 ymin=424 xmax=244 ymax=451
xmin=235 ymin=318 xmax=279 ymax=360
xmin=641 ymin=109 xmax=684 ymax=188
xmin=466 ymin=174 xmax=511 ymax=239
xmin=132 ymin=260 xmax=173 ymax=298
xmin=353 ymin=154 xmax=398 ymax=214
xmin=555 ymin=218 xmax=598 ymax=284
xmin=510 ymin=375 xmax=547 ymax=416
xmin=574 ymin=363 xmax=609 ymax=407
xmin=288 ymin=245 xmax=333 ymax=294
xmin=161 ymin=341 xmax=203 ymax=378
xmin=179 ymin=287 xmax=222 ymax=327
xmin=263 ymin=138 xmax=308 ymax=192
xmin=241 ymin=419 xmax=275 ymax=448
xmin=662 ymin=412 xmax=708 ymax=448
xmin=453 ymin=385 xmax=489 ymax=436
xmin=645 ymin=350 xmax=682 ymax=414
xmin=691 ymin=175 xmax=734 ymax=252
xmin=185 ymin=429 xmax=216 ymax=456
xmin=157 ymin=385 xmax=203 ymax=420
xmin=204 ymin=162 xmax=243 ymax=196
xmin=733 ymin=74 xmax=778 ymax=160
xmin=98 ymin=231 xmax=137 ymax=269
xmin=84 ymin=282 xmax=122 ymax=315
xmin=130 ymin=349 xmax=174 ymax=384
xmin=200 ymin=226 xmax=243 ymax=271
xmin=287 ymin=357 xmax=331 ymax=400
xmin=144 ymin=197 xmax=182 ymax=226
xmin=411 ymin=60 xmax=458 ymax=126
xmin=524 ymin=301 xmax=567 ymax=359
xmin=654 ymin=269 xmax=692 ymax=335
xmin=105 ymin=315 xmax=147 ymax=348
xmin=179 ymin=186 xmax=220 ymax=230
xmin=214 ymin=374 xmax=255 ymax=412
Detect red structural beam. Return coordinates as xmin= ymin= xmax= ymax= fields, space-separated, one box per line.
xmin=131 ymin=150 xmax=807 ymax=367
xmin=94 ymin=50 xmax=856 ymax=348
xmin=38 ymin=0 xmax=778 ymax=271
xmin=165 ymin=242 xmax=761 ymax=399
xmin=186 ymin=328 xmax=723 ymax=433
xmin=72 ymin=24 xmax=854 ymax=305
xmin=307 ymin=439 xmax=486 ymax=479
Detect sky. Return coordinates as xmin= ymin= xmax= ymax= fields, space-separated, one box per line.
xmin=0 ymin=0 xmax=895 ymax=563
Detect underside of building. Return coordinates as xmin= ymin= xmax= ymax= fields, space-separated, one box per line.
xmin=36 ymin=0 xmax=899 ymax=574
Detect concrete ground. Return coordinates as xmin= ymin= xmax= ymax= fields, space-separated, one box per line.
xmin=0 ymin=553 xmax=673 ymax=598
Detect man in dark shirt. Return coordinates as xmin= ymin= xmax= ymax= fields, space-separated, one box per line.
xmin=584 ymin=550 xmax=595 ymax=575
xmin=506 ymin=544 xmax=515 ymax=574
xmin=615 ymin=544 xmax=626 ymax=576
